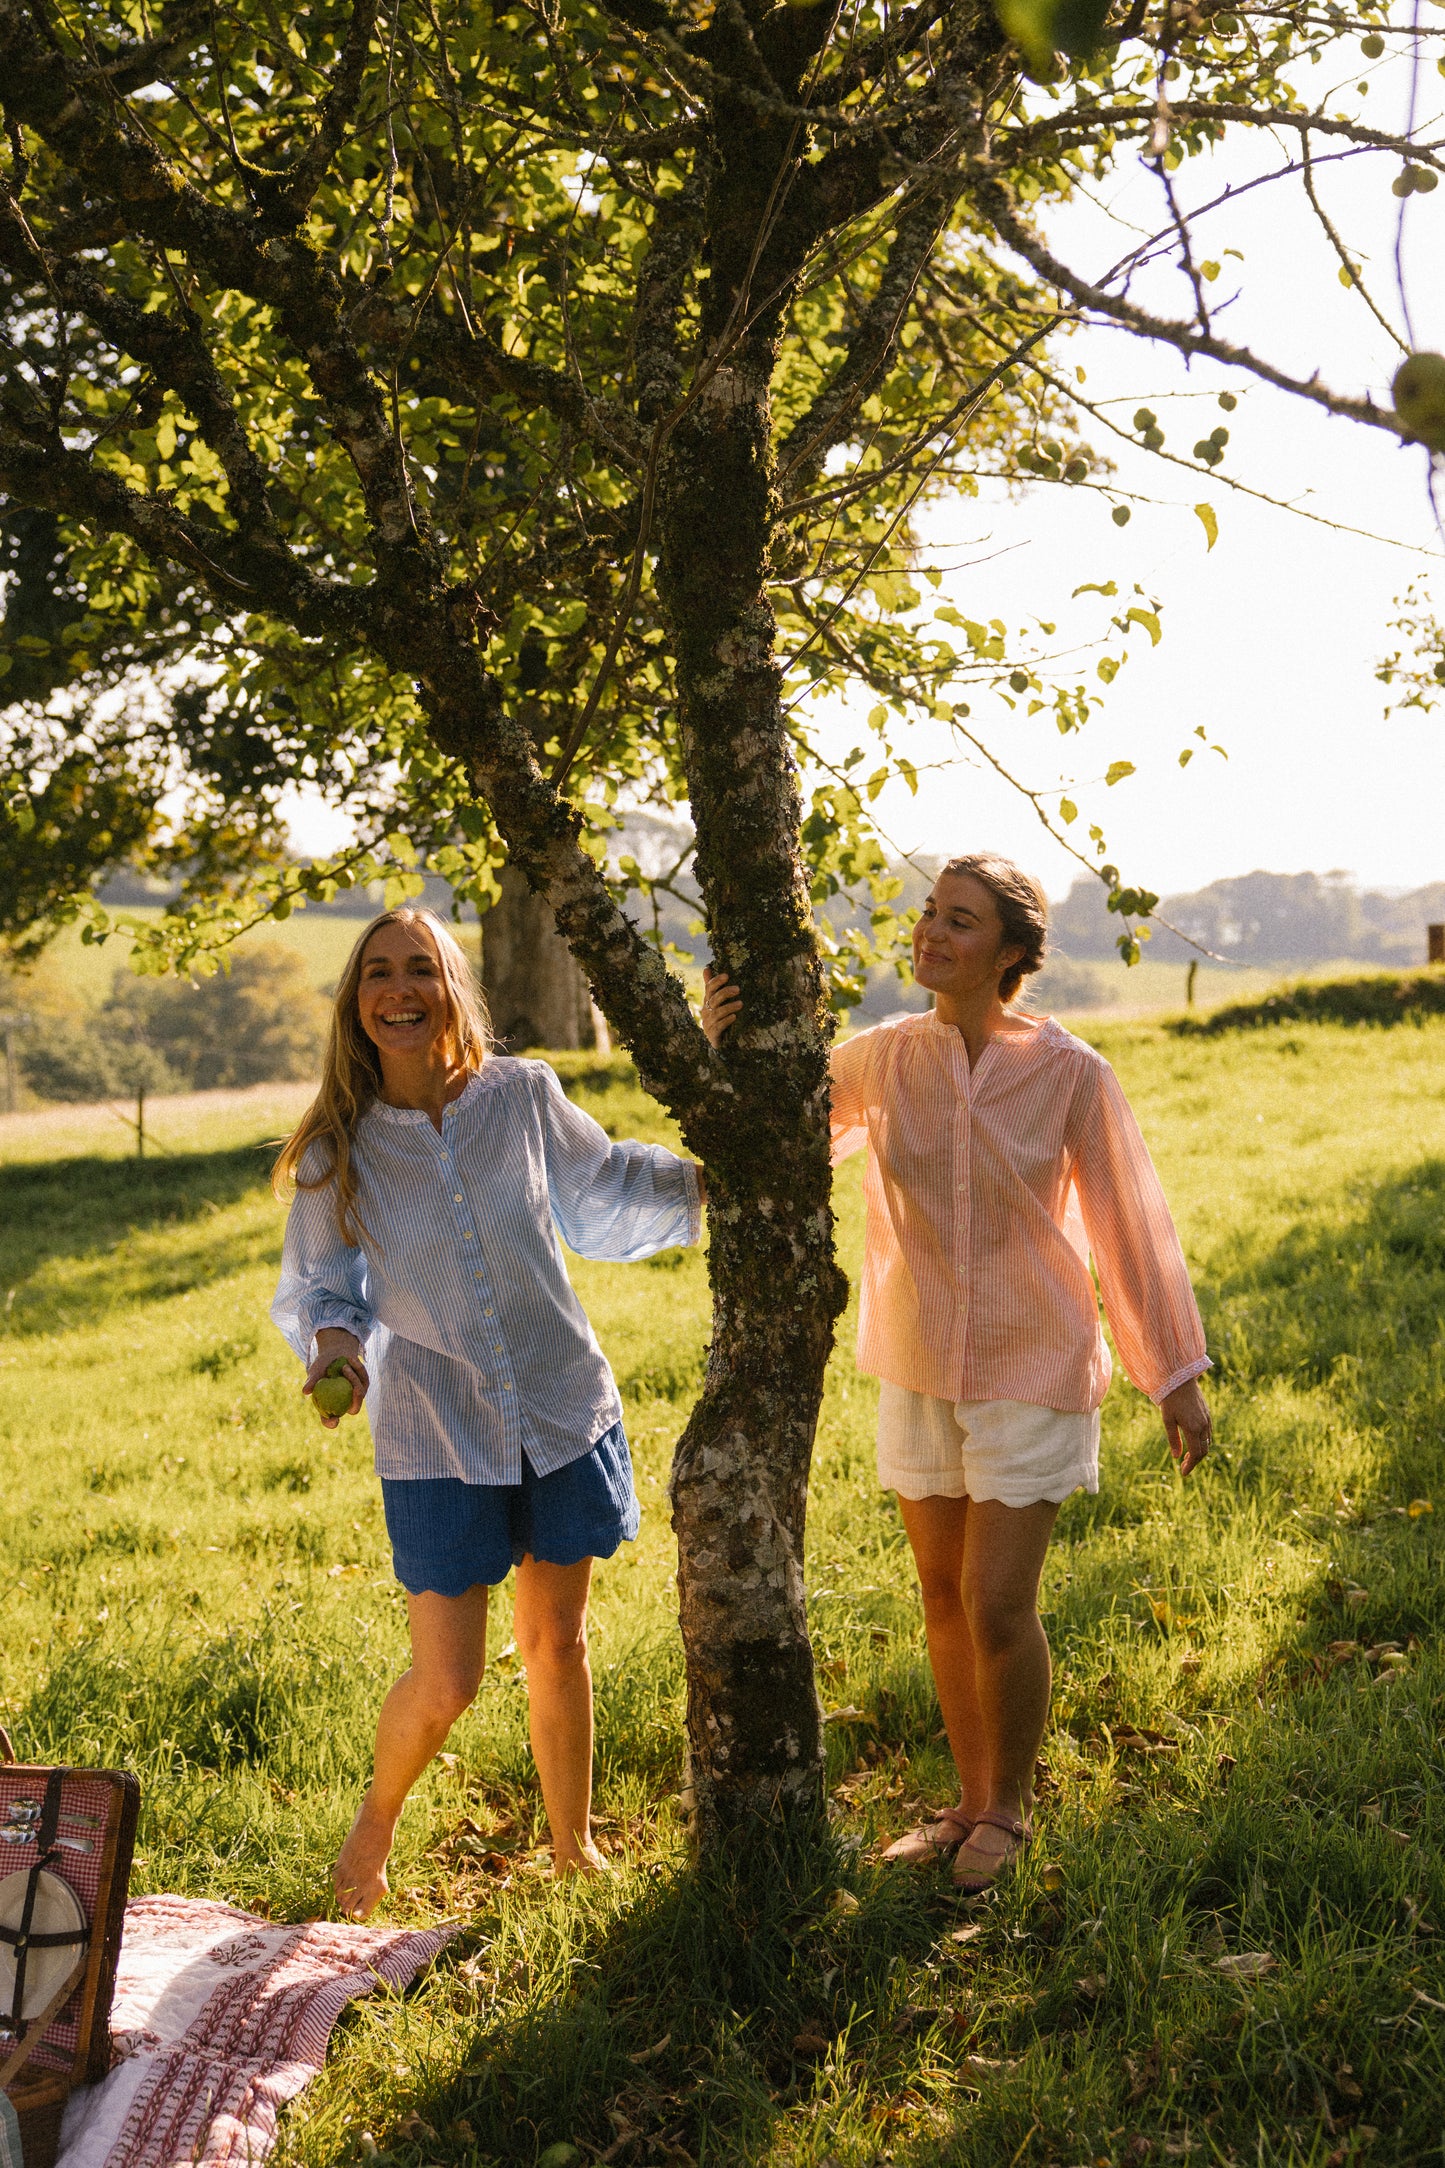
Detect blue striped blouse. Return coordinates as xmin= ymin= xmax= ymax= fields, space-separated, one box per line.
xmin=271 ymin=1058 xmax=701 ymax=1483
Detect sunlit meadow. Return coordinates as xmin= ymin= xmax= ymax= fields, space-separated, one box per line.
xmin=3 ymin=1021 xmax=1445 ymax=2166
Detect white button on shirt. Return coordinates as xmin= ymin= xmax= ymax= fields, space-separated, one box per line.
xmin=272 ymin=1058 xmax=701 ymax=1483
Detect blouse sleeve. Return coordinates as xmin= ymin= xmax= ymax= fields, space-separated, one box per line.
xmin=539 ymin=1064 xmax=701 ymax=1261
xmin=829 ymin=1029 xmax=872 ymax=1166
xmin=1069 ymin=1055 xmax=1211 ymax=1404
xmin=270 ymin=1158 xmax=376 ymax=1364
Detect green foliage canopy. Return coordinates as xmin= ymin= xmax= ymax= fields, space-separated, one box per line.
xmin=0 ymin=0 xmax=1427 ymax=989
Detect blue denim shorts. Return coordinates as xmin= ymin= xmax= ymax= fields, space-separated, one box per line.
xmin=380 ymin=1422 xmax=640 ymax=1596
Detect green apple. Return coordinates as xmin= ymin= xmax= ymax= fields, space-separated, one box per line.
xmin=313 ymin=1364 xmax=354 ymax=1418
xmin=1393 ymin=352 xmax=1445 ymax=451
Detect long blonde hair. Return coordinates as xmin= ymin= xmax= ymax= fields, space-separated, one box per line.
xmin=273 ymin=907 xmax=491 ymax=1243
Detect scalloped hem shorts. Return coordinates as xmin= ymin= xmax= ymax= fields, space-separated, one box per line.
xmin=876 ymin=1383 xmax=1100 ymax=1508
xmin=380 ymin=1422 xmax=640 ymax=1595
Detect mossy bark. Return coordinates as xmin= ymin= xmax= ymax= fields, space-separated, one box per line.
xmin=654 ymin=88 xmax=848 ymax=1834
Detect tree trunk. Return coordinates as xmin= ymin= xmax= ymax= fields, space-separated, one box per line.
xmin=480 ymin=862 xmax=603 ymax=1052
xmin=657 ymin=91 xmax=848 ymax=1837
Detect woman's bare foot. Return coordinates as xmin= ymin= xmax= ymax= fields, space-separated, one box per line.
xmin=333 ymin=1796 xmax=399 ymax=1920
xmin=553 ymin=1837 xmax=611 ymax=1877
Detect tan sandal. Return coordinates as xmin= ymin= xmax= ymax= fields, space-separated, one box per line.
xmin=950 ymin=1810 xmax=1032 ymax=1894
xmin=879 ymin=1808 xmax=974 ymax=1865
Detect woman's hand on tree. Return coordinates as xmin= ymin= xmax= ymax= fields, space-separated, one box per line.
xmin=1160 ymin=1378 xmax=1212 ymax=1478
xmin=701 ymin=964 xmax=742 ymax=1047
xmin=306 ymin=1329 xmax=369 ymax=1430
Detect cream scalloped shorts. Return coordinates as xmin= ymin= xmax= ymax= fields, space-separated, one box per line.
xmin=876 ymin=1382 xmax=1100 ymax=1508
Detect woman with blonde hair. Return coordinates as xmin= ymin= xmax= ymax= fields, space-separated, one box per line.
xmin=701 ymin=852 xmax=1211 ymax=1893
xmin=273 ymin=906 xmax=701 ymax=1917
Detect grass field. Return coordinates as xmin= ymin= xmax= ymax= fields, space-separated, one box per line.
xmin=4 ymin=1022 xmax=1445 ymax=2166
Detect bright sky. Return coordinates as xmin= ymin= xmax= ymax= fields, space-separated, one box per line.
xmin=285 ymin=46 xmax=1445 ymax=905
xmin=826 ymin=50 xmax=1445 ymax=900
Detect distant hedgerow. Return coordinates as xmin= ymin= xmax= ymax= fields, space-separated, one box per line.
xmin=1174 ymin=971 xmax=1445 ymax=1037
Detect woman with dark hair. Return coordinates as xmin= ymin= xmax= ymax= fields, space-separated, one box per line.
xmin=701 ymin=854 xmax=1210 ymax=1892
xmin=273 ymin=907 xmax=702 ymax=1916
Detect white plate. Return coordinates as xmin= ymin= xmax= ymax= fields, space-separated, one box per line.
xmin=0 ymin=1867 xmax=88 ymax=2020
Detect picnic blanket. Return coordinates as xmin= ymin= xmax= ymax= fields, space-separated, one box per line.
xmin=53 ymin=1895 xmax=457 ymax=2168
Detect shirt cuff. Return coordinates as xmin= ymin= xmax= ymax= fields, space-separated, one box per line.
xmin=680 ymin=1158 xmax=703 ymax=1248
xmin=309 ymin=1308 xmax=373 ymax=1359
xmin=1151 ymin=1354 xmax=1213 ymax=1405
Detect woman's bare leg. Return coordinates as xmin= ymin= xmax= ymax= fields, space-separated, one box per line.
xmin=513 ymin=1554 xmax=606 ymax=1874
xmin=333 ymin=1584 xmax=489 ymax=1919
xmin=953 ymin=1495 xmax=1059 ymax=1874
xmin=897 ymin=1495 xmax=989 ymax=1821
xmin=899 ymin=1493 xmax=1059 ymax=1870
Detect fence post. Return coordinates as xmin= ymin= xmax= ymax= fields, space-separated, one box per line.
xmin=1429 ymin=924 xmax=1444 ymax=965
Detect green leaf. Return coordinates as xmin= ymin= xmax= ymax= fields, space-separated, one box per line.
xmin=1059 ymin=797 xmax=1078 ymax=824
xmin=1072 ymin=581 xmax=1118 ymax=598
xmin=1125 ymin=607 xmax=1162 ymax=646
xmin=1193 ymin=503 xmax=1218 ymax=551
xmin=1105 ymin=760 xmax=1136 ymax=786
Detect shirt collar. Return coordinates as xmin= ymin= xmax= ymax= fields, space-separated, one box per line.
xmin=365 ymin=1065 xmax=487 ymax=1126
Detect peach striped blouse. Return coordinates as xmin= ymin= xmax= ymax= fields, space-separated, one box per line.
xmin=830 ymin=1010 xmax=1209 ymax=1412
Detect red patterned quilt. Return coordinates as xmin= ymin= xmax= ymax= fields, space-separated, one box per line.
xmin=55 ymin=1896 xmax=457 ymax=2168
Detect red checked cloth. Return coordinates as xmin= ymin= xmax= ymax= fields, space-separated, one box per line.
xmin=55 ymin=1896 xmax=456 ymax=2168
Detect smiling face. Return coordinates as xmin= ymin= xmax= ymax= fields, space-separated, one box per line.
xmin=357 ymin=918 xmax=452 ymax=1063
xmin=912 ymin=871 xmax=1026 ymax=1003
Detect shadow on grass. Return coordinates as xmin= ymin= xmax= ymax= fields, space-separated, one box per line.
xmin=353 ymin=1158 xmax=1445 ymax=2166
xmin=0 ymin=1144 xmax=276 ymax=1331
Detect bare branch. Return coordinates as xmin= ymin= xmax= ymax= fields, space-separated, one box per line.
xmin=975 ymin=172 xmax=1404 ymax=440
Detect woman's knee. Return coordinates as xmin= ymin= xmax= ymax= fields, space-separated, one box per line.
xmin=412 ymin=1663 xmax=482 ymax=1726
xmin=515 ymin=1610 xmax=588 ymax=1672
xmin=916 ymin=1564 xmax=966 ymax=1620
xmin=963 ymin=1583 xmax=1039 ymax=1660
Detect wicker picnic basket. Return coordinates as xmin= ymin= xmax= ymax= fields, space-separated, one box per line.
xmin=0 ymin=1730 xmax=139 ymax=2168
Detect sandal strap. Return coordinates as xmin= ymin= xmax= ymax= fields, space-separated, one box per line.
xmin=968 ymin=1810 xmax=1032 ymax=1840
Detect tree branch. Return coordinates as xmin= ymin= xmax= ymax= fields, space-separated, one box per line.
xmin=777 ymin=180 xmax=956 ymax=489
xmin=975 ymin=171 xmax=1405 ymax=438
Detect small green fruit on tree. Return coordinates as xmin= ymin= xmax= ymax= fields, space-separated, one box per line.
xmin=1392 ymin=352 xmax=1445 ymax=452
xmin=313 ymin=1359 xmax=355 ymax=1420
xmin=994 ymin=0 xmax=1110 ymax=71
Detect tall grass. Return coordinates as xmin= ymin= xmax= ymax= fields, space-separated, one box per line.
xmin=3 ymin=1026 xmax=1445 ymax=2164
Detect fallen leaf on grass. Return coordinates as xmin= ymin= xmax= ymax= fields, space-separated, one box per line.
xmin=948 ymin=1924 xmax=983 ymax=1945
xmin=829 ymin=1888 xmax=860 ymax=1914
xmin=536 ymin=2148 xmax=580 ymax=2168
xmin=891 ymin=2003 xmax=939 ymax=2037
xmin=792 ymin=2027 xmax=831 ymax=2057
xmin=958 ymin=2054 xmax=1016 ymax=2085
xmin=395 ymin=2113 xmax=436 ymax=2143
xmin=1040 ymin=1861 xmax=1066 ymax=1892
xmin=1215 ymin=1951 xmax=1275 ymax=1979
xmin=823 ymin=1705 xmax=875 ymax=1726
xmin=1075 ymin=1973 xmax=1108 ymax=1999
xmin=1409 ymin=1499 xmax=1434 ymax=1517
xmin=629 ymin=2035 xmax=671 ymax=2064
xmin=1109 ymin=1722 xmax=1181 ymax=1753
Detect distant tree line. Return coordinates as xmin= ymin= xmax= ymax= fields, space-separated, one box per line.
xmin=10 ymin=946 xmax=328 ymax=1104
xmin=1050 ymin=870 xmax=1445 ymax=969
